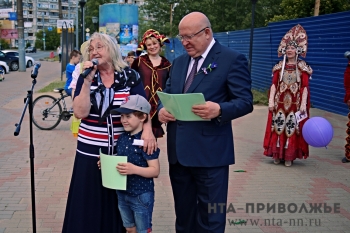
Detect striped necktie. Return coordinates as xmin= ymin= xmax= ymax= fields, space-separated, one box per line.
xmin=183 ymin=56 xmax=201 ymax=93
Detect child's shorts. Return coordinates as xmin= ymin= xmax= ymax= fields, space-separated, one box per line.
xmin=116 ymin=191 xmax=154 ymax=233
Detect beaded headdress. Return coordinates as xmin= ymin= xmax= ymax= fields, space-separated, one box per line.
xmin=277 ymin=24 xmax=308 ymax=81
xmin=277 ymin=24 xmax=308 ymax=58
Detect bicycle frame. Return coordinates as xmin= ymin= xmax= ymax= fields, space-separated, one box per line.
xmin=43 ymin=92 xmax=69 ymax=116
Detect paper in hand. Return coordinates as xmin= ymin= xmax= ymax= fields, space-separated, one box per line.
xmin=295 ymin=111 xmax=308 ymax=123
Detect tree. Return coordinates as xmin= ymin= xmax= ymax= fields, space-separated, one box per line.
xmin=85 ymin=0 xmax=116 ymax=35
xmin=35 ymin=28 xmax=60 ymax=50
xmin=141 ymin=0 xmax=279 ymax=34
xmin=0 ymin=39 xmax=10 ymax=50
xmin=141 ymin=0 xmax=350 ymax=36
xmin=268 ymin=0 xmax=350 ymax=22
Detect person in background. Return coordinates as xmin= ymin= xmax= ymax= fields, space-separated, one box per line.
xmin=64 ymin=50 xmax=82 ymax=97
xmin=125 ymin=50 xmax=136 ymax=67
xmin=158 ymin=12 xmax=253 ymax=233
xmin=263 ymin=24 xmax=313 ymax=167
xmin=343 ymin=51 xmax=350 ymax=163
xmin=106 ymin=94 xmax=160 ymax=233
xmin=62 ymin=32 xmax=157 ymax=233
xmin=132 ymin=29 xmax=171 ymax=138
xmin=57 ymin=45 xmax=62 ymax=62
xmin=68 ymin=42 xmax=89 ymax=98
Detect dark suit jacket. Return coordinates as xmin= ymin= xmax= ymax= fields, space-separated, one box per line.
xmin=159 ymin=41 xmax=253 ymax=167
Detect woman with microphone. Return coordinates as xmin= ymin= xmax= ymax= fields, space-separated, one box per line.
xmin=62 ymin=32 xmax=157 ymax=233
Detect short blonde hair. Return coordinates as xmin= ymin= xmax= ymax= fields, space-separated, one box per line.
xmin=83 ymin=33 xmax=128 ymax=72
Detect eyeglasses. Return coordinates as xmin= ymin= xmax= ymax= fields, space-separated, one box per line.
xmin=88 ymin=45 xmax=104 ymax=53
xmin=176 ymin=27 xmax=209 ymax=42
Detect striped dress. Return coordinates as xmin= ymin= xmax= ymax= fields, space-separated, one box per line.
xmin=62 ymin=67 xmax=147 ymax=233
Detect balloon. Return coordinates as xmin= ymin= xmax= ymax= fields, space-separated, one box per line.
xmin=302 ymin=117 xmax=333 ymax=148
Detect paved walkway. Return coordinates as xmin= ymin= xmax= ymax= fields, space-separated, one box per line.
xmin=0 ymin=62 xmax=349 ymax=233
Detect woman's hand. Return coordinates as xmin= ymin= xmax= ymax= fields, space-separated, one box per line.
xmin=82 ymin=60 xmax=97 ymax=82
xmin=269 ymin=107 xmax=274 ymax=112
xmin=141 ymin=128 xmax=157 ymax=155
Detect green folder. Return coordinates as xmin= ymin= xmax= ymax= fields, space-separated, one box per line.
xmin=100 ymin=150 xmax=127 ymax=190
xmin=157 ymin=91 xmax=208 ymax=121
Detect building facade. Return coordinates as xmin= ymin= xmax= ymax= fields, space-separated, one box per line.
xmin=9 ymin=0 xmax=144 ymax=47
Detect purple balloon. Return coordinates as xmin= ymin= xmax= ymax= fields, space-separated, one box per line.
xmin=302 ymin=117 xmax=333 ymax=147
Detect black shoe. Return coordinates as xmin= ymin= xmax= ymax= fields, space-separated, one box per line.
xmin=342 ymin=157 xmax=350 ymax=163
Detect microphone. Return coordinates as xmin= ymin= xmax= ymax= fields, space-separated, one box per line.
xmin=81 ymin=59 xmax=99 ymax=78
xmin=31 ymin=62 xmax=41 ymax=78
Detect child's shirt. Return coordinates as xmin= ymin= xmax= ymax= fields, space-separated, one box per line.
xmin=64 ymin=63 xmax=76 ymax=90
xmin=116 ymin=130 xmax=159 ymax=196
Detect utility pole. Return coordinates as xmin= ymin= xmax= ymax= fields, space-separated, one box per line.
xmin=58 ymin=0 xmax=63 ymax=19
xmin=75 ymin=1 xmax=79 ymax=49
xmin=314 ymin=0 xmax=320 ymax=16
xmin=169 ymin=4 xmax=173 ymax=37
xmin=17 ymin=0 xmax=26 ymax=71
xmin=43 ymin=15 xmax=45 ymax=51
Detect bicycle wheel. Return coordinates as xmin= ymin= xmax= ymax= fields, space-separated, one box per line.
xmin=32 ymin=95 xmax=63 ymax=130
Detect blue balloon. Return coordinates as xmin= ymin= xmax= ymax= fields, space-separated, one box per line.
xmin=302 ymin=117 xmax=333 ymax=148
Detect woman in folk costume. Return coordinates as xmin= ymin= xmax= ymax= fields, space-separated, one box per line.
xmin=131 ymin=29 xmax=171 ymax=138
xmin=343 ymin=51 xmax=350 ymax=163
xmin=263 ymin=24 xmax=313 ymax=167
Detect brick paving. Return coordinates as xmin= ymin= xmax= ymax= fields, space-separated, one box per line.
xmin=0 ymin=62 xmax=349 ymax=233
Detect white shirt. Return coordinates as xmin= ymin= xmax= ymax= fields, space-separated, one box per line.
xmin=185 ymin=38 xmax=216 ymax=81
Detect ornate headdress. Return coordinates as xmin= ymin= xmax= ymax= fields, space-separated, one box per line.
xmin=277 ymin=24 xmax=308 ymax=58
xmin=136 ymin=29 xmax=169 ymax=55
xmin=277 ymin=24 xmax=308 ymax=81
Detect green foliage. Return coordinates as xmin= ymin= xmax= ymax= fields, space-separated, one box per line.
xmin=35 ymin=27 xmax=61 ymax=50
xmin=85 ymin=0 xmax=116 ymax=35
xmin=0 ymin=39 xmax=10 ymax=50
xmin=269 ymin=0 xmax=350 ymax=22
xmin=141 ymin=0 xmax=350 ymax=35
xmin=252 ymin=89 xmax=268 ymax=106
xmin=26 ymin=42 xmax=31 ymax=48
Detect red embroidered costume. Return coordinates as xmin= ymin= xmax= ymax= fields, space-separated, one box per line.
xmin=263 ymin=24 xmax=313 ymax=163
xmin=132 ymin=29 xmax=171 ymax=138
xmin=343 ymin=53 xmax=350 ymax=163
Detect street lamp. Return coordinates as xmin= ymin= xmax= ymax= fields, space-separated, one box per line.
xmin=249 ymin=0 xmax=258 ymax=74
xmin=79 ymin=0 xmax=86 ymax=46
xmin=92 ymin=16 xmax=98 ymax=33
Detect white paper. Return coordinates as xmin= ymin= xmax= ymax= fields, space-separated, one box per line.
xmin=295 ymin=111 xmax=308 ymax=123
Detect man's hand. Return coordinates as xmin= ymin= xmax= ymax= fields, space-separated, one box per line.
xmin=158 ymin=108 xmax=176 ymax=123
xmin=192 ymin=101 xmax=220 ymax=119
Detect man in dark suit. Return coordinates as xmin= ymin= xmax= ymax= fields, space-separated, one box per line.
xmin=158 ymin=12 xmax=253 ymax=233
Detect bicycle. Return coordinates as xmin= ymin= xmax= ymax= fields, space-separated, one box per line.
xmin=32 ymin=88 xmax=73 ymax=130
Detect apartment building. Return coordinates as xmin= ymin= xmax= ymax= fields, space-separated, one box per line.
xmin=10 ymin=0 xmax=144 ymax=47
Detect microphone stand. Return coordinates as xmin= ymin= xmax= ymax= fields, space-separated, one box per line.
xmin=14 ymin=69 xmax=39 ymax=233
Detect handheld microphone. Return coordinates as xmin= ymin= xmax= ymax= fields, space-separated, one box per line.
xmin=81 ymin=59 xmax=99 ymax=78
xmin=31 ymin=62 xmax=41 ymax=78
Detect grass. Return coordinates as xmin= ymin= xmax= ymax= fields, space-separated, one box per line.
xmin=252 ymin=89 xmax=268 ymax=106
xmin=38 ymin=80 xmax=65 ymax=93
xmin=36 ymin=80 xmax=269 ymax=106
